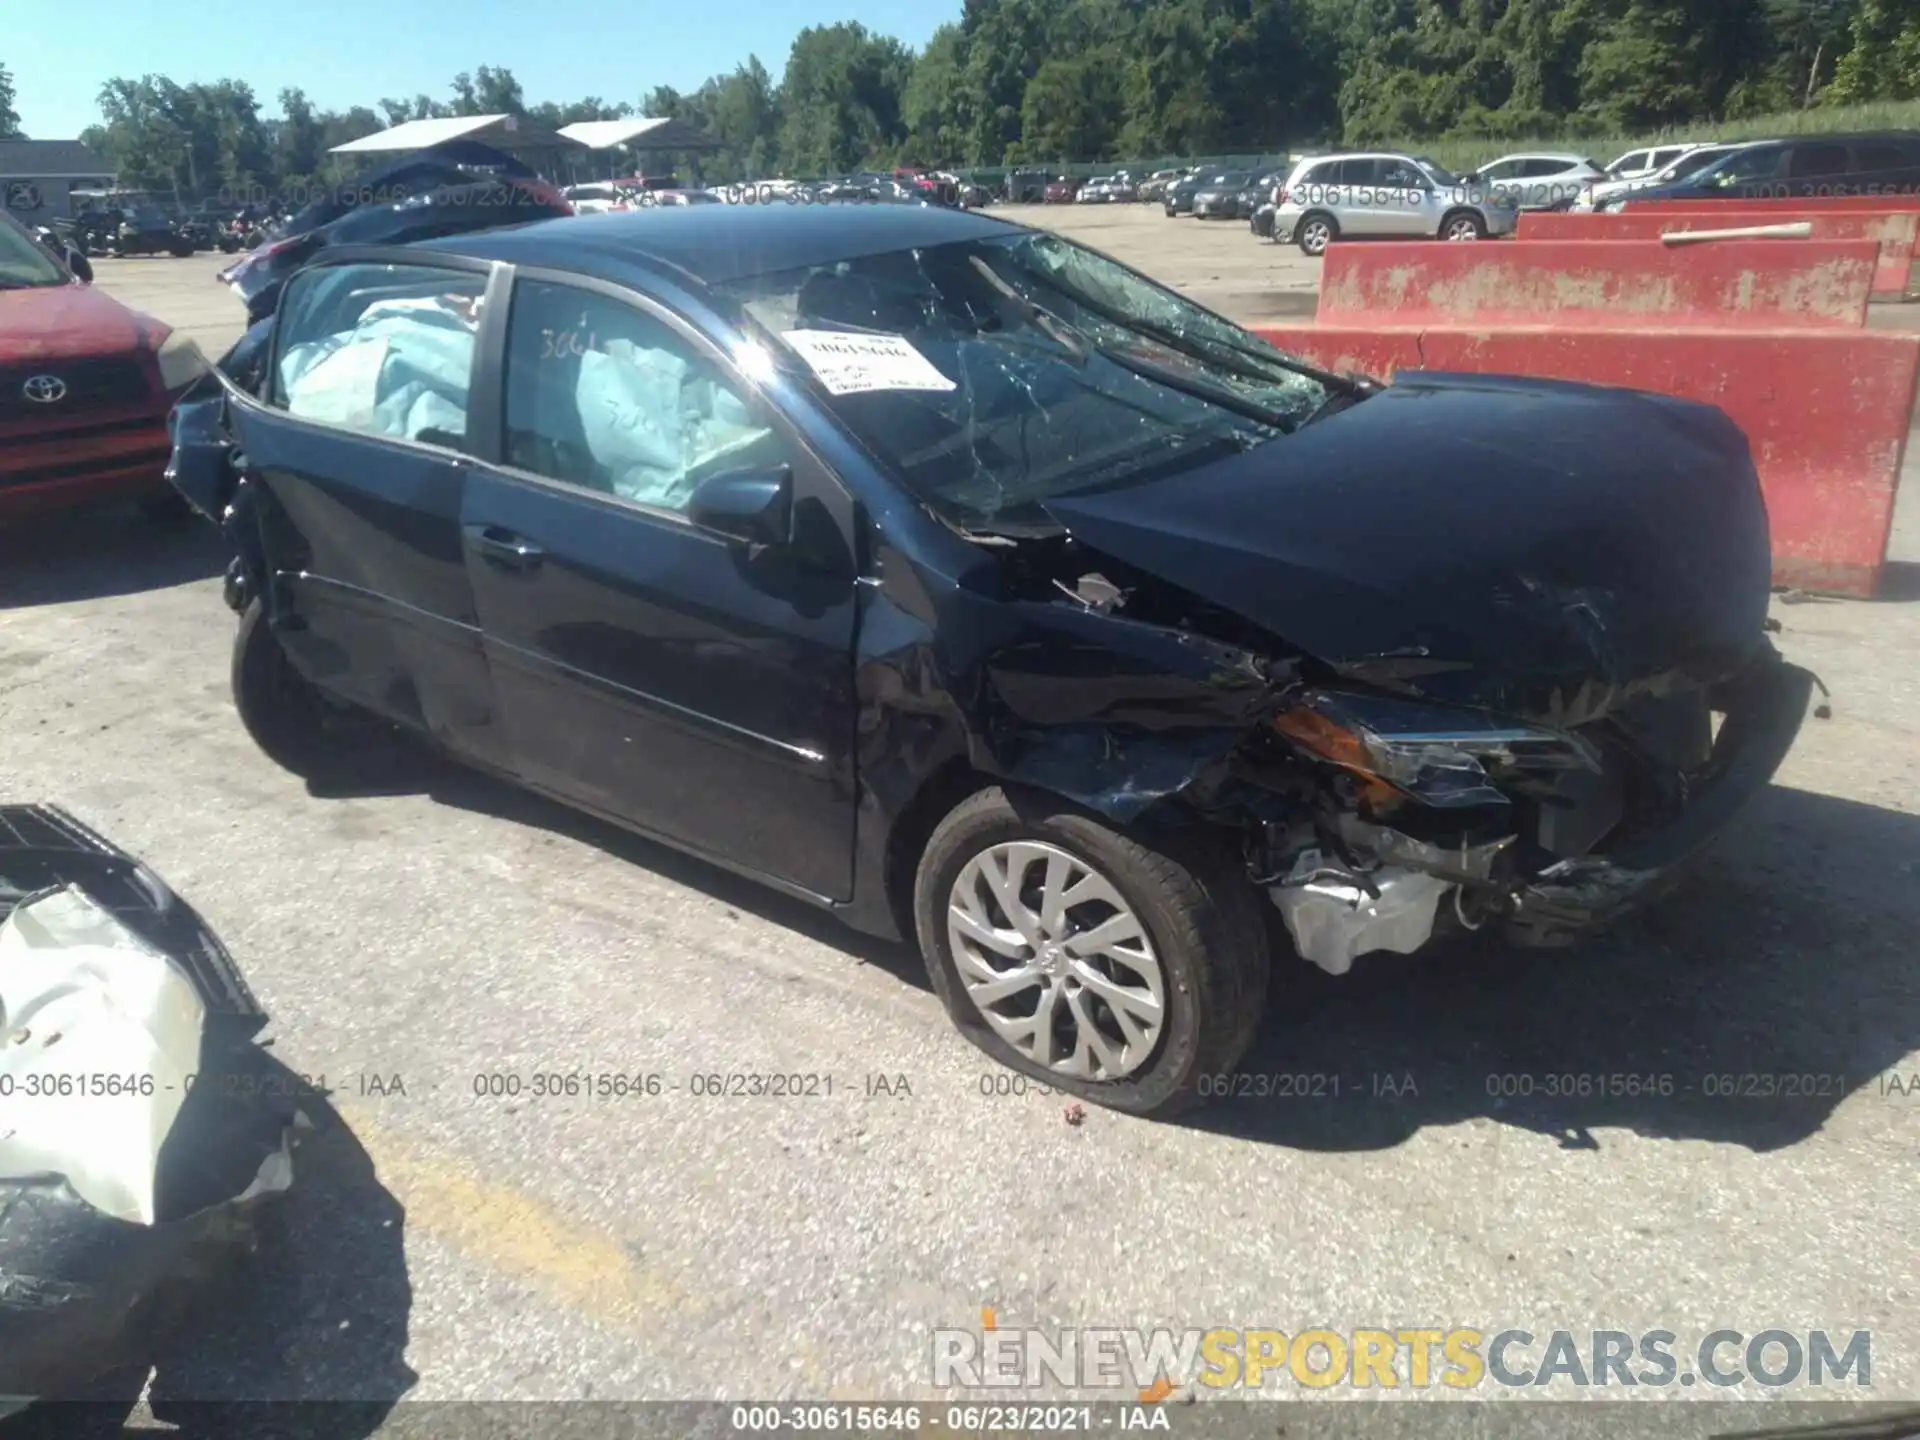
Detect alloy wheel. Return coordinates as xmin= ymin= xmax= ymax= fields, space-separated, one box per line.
xmin=946 ymin=841 xmax=1166 ymax=1081
xmin=1445 ymin=216 xmax=1484 ymax=241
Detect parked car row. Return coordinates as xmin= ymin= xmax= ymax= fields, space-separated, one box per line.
xmin=1243 ymin=152 xmax=1520 ymax=253
xmin=1224 ymin=130 xmax=1920 ymax=254
xmin=1456 ymin=131 xmax=1920 ymax=212
xmin=1576 ymin=131 xmax=1920 ymax=209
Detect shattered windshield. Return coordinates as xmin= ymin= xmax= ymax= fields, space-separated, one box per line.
xmin=717 ymin=231 xmax=1333 ymax=528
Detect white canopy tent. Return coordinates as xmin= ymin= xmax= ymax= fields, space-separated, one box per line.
xmin=556 ymin=117 xmax=721 ymax=183
xmin=331 ymin=113 xmax=584 ymax=156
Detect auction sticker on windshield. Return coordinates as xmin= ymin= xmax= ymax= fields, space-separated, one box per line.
xmin=783 ymin=329 xmax=957 ymax=396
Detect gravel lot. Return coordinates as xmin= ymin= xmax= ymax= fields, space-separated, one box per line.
xmin=2 ymin=207 xmax=1917 ymax=1424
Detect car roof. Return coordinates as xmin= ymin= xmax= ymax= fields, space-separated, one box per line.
xmin=415 ymin=202 xmax=1023 ymax=287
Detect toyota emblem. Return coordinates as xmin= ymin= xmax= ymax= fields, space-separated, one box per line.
xmin=22 ymin=375 xmax=68 ymax=404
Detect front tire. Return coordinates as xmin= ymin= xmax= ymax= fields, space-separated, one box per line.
xmin=1441 ymin=209 xmax=1487 ymax=241
xmin=913 ymin=787 xmax=1270 ymax=1119
xmin=1297 ymin=212 xmax=1338 ymax=256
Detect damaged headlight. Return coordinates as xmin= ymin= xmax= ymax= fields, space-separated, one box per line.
xmin=1271 ymin=689 xmax=1601 ymax=808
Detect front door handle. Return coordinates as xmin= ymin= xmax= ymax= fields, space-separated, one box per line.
xmin=466 ymin=524 xmax=544 ymax=571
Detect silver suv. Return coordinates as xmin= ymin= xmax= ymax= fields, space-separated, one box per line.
xmin=1268 ymin=152 xmax=1519 ymax=255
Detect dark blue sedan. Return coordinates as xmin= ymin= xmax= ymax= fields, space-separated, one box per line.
xmin=166 ymin=203 xmax=1810 ymax=1116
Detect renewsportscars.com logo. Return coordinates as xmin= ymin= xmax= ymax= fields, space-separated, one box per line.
xmin=932 ymin=1321 xmax=1874 ymax=1394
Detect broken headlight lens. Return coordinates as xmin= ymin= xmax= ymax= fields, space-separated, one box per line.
xmin=1272 ymin=689 xmax=1601 ymax=808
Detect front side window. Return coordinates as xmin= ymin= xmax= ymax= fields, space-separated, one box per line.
xmin=1703 ymin=146 xmax=1787 ymax=186
xmin=503 ymin=279 xmax=788 ymax=514
xmin=1852 ymin=143 xmax=1909 ymax=173
xmin=716 ymin=231 xmax=1332 ymax=529
xmin=271 ymin=261 xmax=485 ymax=450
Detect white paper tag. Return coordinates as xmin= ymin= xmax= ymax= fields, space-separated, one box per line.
xmin=783 ymin=329 xmax=956 ymax=396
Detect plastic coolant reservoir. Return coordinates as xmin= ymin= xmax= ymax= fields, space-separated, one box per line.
xmin=1270 ymin=850 xmax=1453 ymax=976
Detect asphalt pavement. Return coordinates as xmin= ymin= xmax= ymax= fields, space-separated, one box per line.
xmin=1 ymin=213 xmax=1916 ymax=1424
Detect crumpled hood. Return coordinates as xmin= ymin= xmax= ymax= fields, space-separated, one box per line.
xmin=1043 ymin=372 xmax=1774 ymax=719
xmin=0 ymin=282 xmax=152 ymax=364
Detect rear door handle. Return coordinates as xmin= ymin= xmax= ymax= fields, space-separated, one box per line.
xmin=466 ymin=524 xmax=545 ymax=571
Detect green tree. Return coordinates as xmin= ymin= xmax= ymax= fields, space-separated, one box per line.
xmin=276 ymin=89 xmax=325 ymax=178
xmin=777 ymin=22 xmax=911 ymax=173
xmin=1829 ymin=0 xmax=1920 ymax=98
xmin=0 ymin=62 xmax=22 ymax=139
xmin=1019 ymin=53 xmax=1125 ymax=160
xmin=1765 ymin=0 xmax=1858 ymax=104
xmin=902 ymin=25 xmax=971 ymax=164
xmin=960 ymin=0 xmax=1056 ymax=164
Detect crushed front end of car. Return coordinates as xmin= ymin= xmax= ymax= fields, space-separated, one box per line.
xmin=993 ymin=371 xmax=1814 ymax=975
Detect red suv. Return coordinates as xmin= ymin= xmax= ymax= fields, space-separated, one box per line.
xmin=0 ymin=213 xmax=207 ymax=519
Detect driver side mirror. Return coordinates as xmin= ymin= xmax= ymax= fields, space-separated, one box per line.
xmin=688 ymin=464 xmax=794 ymax=549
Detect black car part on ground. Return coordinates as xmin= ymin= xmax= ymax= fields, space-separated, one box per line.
xmin=163 ymin=206 xmax=1811 ymax=1114
xmin=0 ymin=806 xmax=294 ymax=1409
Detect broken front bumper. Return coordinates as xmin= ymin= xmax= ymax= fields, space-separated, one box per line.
xmin=1506 ymin=655 xmax=1816 ymax=946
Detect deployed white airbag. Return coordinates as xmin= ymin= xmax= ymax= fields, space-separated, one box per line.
xmin=0 ymin=885 xmax=205 ymax=1225
xmin=279 ymin=295 xmax=478 ymax=443
xmin=577 ymin=338 xmax=776 ymax=508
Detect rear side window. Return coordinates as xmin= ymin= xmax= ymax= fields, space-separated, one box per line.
xmin=270 ymin=261 xmax=486 ymax=451
xmin=502 ymin=279 xmax=788 ymax=515
xmin=1853 ymin=142 xmax=1910 ymax=173
xmin=1615 ymin=150 xmax=1649 ymax=172
xmin=1789 ymin=143 xmax=1851 ymax=179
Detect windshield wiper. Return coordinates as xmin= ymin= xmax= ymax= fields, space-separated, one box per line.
xmin=1016 ymin=267 xmax=1359 ymax=394
xmin=969 ymin=257 xmax=1085 ymax=359
xmin=1093 ymin=344 xmax=1297 ymax=429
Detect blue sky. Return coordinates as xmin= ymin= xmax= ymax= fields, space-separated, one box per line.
xmin=10 ymin=0 xmax=951 ymax=138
